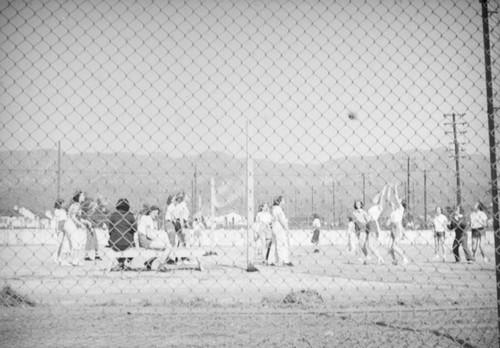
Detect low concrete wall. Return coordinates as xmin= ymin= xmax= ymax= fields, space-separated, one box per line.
xmin=0 ymin=228 xmax=496 ymax=247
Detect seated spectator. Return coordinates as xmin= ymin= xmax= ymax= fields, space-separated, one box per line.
xmin=108 ymin=198 xmax=137 ymax=271
xmin=138 ymin=205 xmax=172 ymax=269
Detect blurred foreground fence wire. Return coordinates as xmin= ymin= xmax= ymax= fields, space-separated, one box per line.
xmin=1 ymin=0 xmax=499 ymax=346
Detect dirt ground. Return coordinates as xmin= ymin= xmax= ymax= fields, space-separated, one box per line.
xmin=0 ymin=241 xmax=498 ymax=347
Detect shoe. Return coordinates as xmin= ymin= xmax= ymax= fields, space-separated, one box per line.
xmin=110 ymin=264 xmax=124 ymax=272
xmin=267 ymin=263 xmax=275 ymax=266
xmin=284 ymin=262 xmax=294 ymax=267
xmin=72 ymin=260 xmax=83 ymax=267
xmin=377 ymin=258 xmax=385 ymax=265
xmin=84 ymin=257 xmax=92 ymax=261
xmin=144 ymin=261 xmax=152 ymax=271
xmin=95 ymin=256 xmax=102 ymax=261
xmin=402 ymin=258 xmax=409 ymax=266
xmin=60 ymin=260 xmax=71 ymax=266
xmin=467 ymin=260 xmax=474 ymax=264
xmin=313 ymin=249 xmax=319 ymax=253
xmin=165 ymin=258 xmax=176 ymax=265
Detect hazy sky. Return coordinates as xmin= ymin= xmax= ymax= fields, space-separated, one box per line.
xmin=0 ymin=0 xmax=497 ymax=164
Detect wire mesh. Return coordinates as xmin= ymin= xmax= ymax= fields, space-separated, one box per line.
xmin=1 ymin=0 xmax=499 ymax=346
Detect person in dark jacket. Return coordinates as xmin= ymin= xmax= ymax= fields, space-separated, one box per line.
xmin=448 ymin=206 xmax=473 ymax=263
xmin=108 ymin=198 xmax=137 ymax=270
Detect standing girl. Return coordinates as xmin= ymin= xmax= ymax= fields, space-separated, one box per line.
xmin=448 ymin=206 xmax=473 ymax=263
xmin=270 ymin=196 xmax=293 ymax=267
xmin=432 ymin=206 xmax=448 ymax=262
xmin=470 ymin=202 xmax=488 ymax=263
xmin=53 ymin=198 xmax=71 ymax=265
xmin=255 ymin=203 xmax=273 ymax=263
xmin=311 ymin=214 xmax=321 ymax=253
xmin=353 ymin=200 xmax=384 ymax=265
xmin=64 ymin=191 xmax=88 ymax=266
xmin=387 ymin=184 xmax=409 ymax=266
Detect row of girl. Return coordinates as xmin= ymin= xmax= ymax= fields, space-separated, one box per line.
xmin=51 ymin=190 xmax=197 ymax=267
xmin=345 ymin=185 xmax=489 ymax=265
xmin=249 ymin=183 xmax=407 ymax=267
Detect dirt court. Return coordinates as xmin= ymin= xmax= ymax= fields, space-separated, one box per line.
xmin=0 ymin=239 xmax=498 ymax=347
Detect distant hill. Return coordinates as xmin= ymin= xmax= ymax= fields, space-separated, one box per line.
xmin=0 ymin=148 xmax=491 ymax=223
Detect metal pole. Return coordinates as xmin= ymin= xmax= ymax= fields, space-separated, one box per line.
xmin=451 ymin=113 xmax=462 ymax=206
xmin=407 ymin=156 xmax=411 ymax=212
xmin=332 ymin=179 xmax=335 ymax=227
xmin=311 ymin=186 xmax=314 ymax=214
xmin=424 ymin=170 xmax=427 ymax=227
xmin=480 ymin=0 xmax=500 ymax=338
xmin=362 ymin=173 xmax=366 ymax=206
xmin=57 ymin=141 xmax=61 ymax=200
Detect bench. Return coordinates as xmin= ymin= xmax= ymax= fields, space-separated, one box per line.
xmin=107 ymin=233 xmax=203 ymax=272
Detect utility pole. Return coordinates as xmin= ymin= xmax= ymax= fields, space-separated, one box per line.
xmin=332 ymin=179 xmax=335 ymax=227
xmin=311 ymin=186 xmax=315 ymax=214
xmin=193 ymin=165 xmax=198 ymax=215
xmin=362 ymin=173 xmax=366 ymax=206
xmin=480 ymin=0 xmax=499 ymax=338
xmin=57 ymin=141 xmax=61 ymax=200
xmin=424 ymin=170 xmax=427 ymax=227
xmin=407 ymin=156 xmax=411 ymax=213
xmin=444 ymin=113 xmax=466 ymax=207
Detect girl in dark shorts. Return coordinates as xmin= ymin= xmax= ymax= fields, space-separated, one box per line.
xmin=311 ymin=214 xmax=321 ymax=253
xmin=470 ymin=202 xmax=488 ymax=263
xmin=448 ymin=206 xmax=473 ymax=263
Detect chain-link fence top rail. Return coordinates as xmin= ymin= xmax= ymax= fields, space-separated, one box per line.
xmin=1 ymin=0 xmax=499 ymax=347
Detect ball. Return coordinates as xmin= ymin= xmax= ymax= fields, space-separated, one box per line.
xmin=347 ymin=111 xmax=357 ymax=120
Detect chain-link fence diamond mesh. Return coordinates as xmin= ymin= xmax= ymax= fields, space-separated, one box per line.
xmin=1 ymin=0 xmax=499 ymax=346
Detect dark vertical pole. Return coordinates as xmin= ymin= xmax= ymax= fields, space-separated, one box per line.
xmin=57 ymin=141 xmax=61 ymax=200
xmin=424 ymin=170 xmax=427 ymax=227
xmin=407 ymin=156 xmax=411 ymax=212
xmin=332 ymin=180 xmax=335 ymax=227
xmin=481 ymin=0 xmax=500 ymax=338
xmin=451 ymin=113 xmax=462 ymax=206
xmin=311 ymin=186 xmax=314 ymax=214
xmin=193 ymin=165 xmax=197 ymax=215
xmin=362 ymin=173 xmax=366 ymax=206
xmin=294 ymin=187 xmax=297 ymax=218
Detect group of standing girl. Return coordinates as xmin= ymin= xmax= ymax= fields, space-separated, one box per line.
xmin=53 ymin=191 xmax=101 ymax=267
xmin=253 ymin=195 xmax=294 ymax=267
xmin=349 ymin=183 xmax=409 ymax=266
xmin=432 ymin=202 xmax=489 ymax=263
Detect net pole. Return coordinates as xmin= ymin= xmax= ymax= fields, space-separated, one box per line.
xmin=480 ymin=0 xmax=500 ymax=337
xmin=246 ymin=118 xmax=256 ymax=271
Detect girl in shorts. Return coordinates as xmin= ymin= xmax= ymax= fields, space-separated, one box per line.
xmin=470 ymin=202 xmax=488 ymax=263
xmin=387 ymin=184 xmax=409 ymax=266
xmin=311 ymin=214 xmax=321 ymax=253
xmin=64 ymin=191 xmax=88 ymax=266
xmin=432 ymin=206 xmax=448 ymax=262
xmin=53 ymin=199 xmax=71 ymax=265
xmin=353 ymin=200 xmax=384 ymax=265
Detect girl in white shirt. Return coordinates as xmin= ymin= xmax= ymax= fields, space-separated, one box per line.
xmin=255 ymin=203 xmax=273 ymax=263
xmin=164 ymin=195 xmax=177 ymax=247
xmin=270 ymin=196 xmax=293 ymax=267
xmin=387 ymin=184 xmax=409 ymax=266
xmin=470 ymin=202 xmax=488 ymax=263
xmin=311 ymin=214 xmax=321 ymax=253
xmin=53 ymin=199 xmax=70 ymax=265
xmin=432 ymin=206 xmax=448 ymax=262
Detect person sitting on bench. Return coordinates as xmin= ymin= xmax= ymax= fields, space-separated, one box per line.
xmin=108 ymin=198 xmax=137 ymax=271
xmin=137 ymin=205 xmax=172 ymax=269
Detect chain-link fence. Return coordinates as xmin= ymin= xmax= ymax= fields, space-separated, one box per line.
xmin=1 ymin=0 xmax=499 ymax=346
